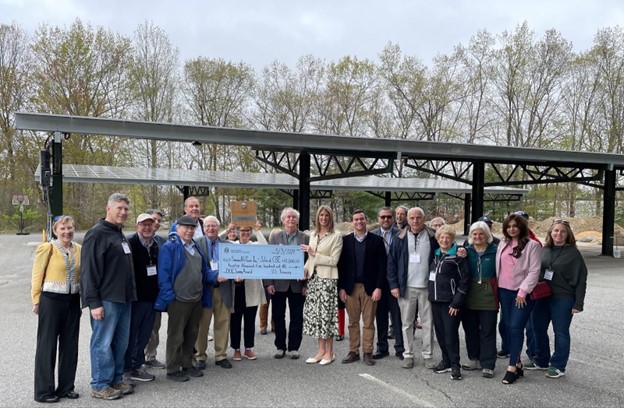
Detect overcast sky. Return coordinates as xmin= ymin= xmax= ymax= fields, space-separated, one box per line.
xmin=3 ymin=0 xmax=623 ymax=70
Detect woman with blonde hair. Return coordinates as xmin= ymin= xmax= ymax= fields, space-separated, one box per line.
xmin=301 ymin=205 xmax=343 ymax=365
xmin=31 ymin=215 xmax=82 ymax=402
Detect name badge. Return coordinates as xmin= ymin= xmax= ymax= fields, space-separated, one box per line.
xmin=122 ymin=242 xmax=131 ymax=254
xmin=544 ymin=268 xmax=554 ymax=280
xmin=147 ymin=265 xmax=157 ymax=276
xmin=429 ymin=272 xmax=436 ymax=281
xmin=409 ymin=253 xmax=421 ymax=263
xmin=210 ymin=260 xmax=219 ymax=271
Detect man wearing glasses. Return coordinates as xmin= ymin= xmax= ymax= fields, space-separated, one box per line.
xmin=370 ymin=207 xmax=404 ymax=360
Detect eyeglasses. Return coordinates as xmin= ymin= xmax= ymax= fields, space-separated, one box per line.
xmin=379 ymin=215 xmax=393 ymax=219
xmin=552 ymin=219 xmax=570 ymax=226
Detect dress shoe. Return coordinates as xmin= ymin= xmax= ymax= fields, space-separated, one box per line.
xmin=38 ymin=395 xmax=60 ymax=403
xmin=193 ymin=359 xmax=207 ymax=370
xmin=363 ymin=353 xmax=376 ymax=366
xmin=58 ymin=390 xmax=79 ymax=399
xmin=305 ymin=357 xmax=320 ymax=364
xmin=182 ymin=366 xmax=204 ymax=377
xmin=341 ymin=352 xmax=360 ymax=364
xmin=372 ymin=351 xmax=389 ymax=360
xmin=274 ymin=349 xmax=286 ymax=359
xmin=319 ymin=354 xmax=335 ymax=366
xmin=215 ymin=358 xmax=233 ymax=369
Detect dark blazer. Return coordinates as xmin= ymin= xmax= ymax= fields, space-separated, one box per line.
xmin=338 ymin=232 xmax=387 ymax=296
xmin=371 ymin=226 xmax=402 ymax=253
xmin=195 ymin=236 xmax=234 ymax=310
xmin=264 ymin=229 xmax=310 ymax=293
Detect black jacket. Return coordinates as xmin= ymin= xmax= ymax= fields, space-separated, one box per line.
xmin=80 ymin=219 xmax=137 ymax=309
xmin=427 ymin=245 xmax=470 ymax=308
xmin=128 ymin=233 xmax=160 ymax=303
xmin=338 ymin=232 xmax=387 ymax=296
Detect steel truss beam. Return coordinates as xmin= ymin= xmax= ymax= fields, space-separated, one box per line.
xmin=368 ymin=191 xmax=436 ymax=201
xmin=444 ymin=192 xmax=523 ymax=202
xmin=176 ymin=186 xmax=210 ymax=197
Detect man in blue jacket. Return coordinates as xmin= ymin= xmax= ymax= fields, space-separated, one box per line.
xmin=155 ymin=215 xmax=218 ymax=382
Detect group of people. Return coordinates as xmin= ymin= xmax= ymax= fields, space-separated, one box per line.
xmin=30 ymin=194 xmax=589 ymax=403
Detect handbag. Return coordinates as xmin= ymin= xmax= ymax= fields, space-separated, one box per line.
xmin=530 ymin=281 xmax=552 ymax=300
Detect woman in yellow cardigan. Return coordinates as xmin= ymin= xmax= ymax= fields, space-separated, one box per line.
xmin=31 ymin=215 xmax=82 ymax=403
xmin=301 ymin=205 xmax=343 ymax=365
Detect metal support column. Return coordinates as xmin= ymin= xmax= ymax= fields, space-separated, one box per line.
xmin=50 ymin=132 xmax=64 ymax=218
xmin=385 ymin=191 xmax=391 ymax=207
xmin=471 ymin=161 xmax=485 ymax=229
xmin=464 ymin=193 xmax=472 ymax=235
xmin=602 ymin=168 xmax=616 ymax=256
xmin=299 ymin=151 xmax=311 ymax=231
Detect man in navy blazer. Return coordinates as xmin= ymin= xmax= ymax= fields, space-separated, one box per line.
xmin=264 ymin=207 xmax=309 ymax=360
xmin=338 ymin=209 xmax=387 ymax=366
xmin=370 ymin=206 xmax=404 ymax=360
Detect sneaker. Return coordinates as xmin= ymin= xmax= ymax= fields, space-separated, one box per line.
xmin=274 ymin=349 xmax=286 ymax=359
xmin=525 ymin=360 xmax=549 ymax=370
xmin=424 ymin=358 xmax=436 ymax=369
xmin=244 ymin=349 xmax=257 ymax=360
xmin=289 ymin=350 xmax=300 ymax=359
xmin=144 ymin=359 xmax=166 ymax=369
xmin=461 ymin=359 xmax=481 ymax=371
xmin=166 ymin=371 xmax=189 ymax=382
xmin=451 ymin=367 xmax=462 ymax=380
xmin=545 ymin=367 xmax=565 ymax=378
xmin=482 ymin=368 xmax=494 ymax=378
xmin=91 ymin=387 xmax=122 ymax=400
xmin=111 ymin=382 xmax=134 ymax=395
xmin=182 ymin=366 xmax=204 ymax=377
xmin=497 ymin=350 xmax=510 ymax=359
xmin=233 ymin=349 xmax=243 ymax=361
xmin=402 ymin=357 xmax=414 ymax=369
xmin=121 ymin=373 xmax=136 ymax=388
xmin=434 ymin=361 xmax=451 ymax=374
xmin=129 ymin=368 xmax=155 ymax=382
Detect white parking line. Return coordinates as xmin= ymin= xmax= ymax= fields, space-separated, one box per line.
xmin=359 ymin=373 xmax=437 ymax=408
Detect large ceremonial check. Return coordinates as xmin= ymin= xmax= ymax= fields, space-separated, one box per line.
xmin=218 ymin=243 xmax=305 ymax=280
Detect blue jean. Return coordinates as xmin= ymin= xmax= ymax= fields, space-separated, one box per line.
xmin=532 ymin=297 xmax=575 ymax=372
xmin=89 ymin=301 xmax=131 ymax=391
xmin=124 ymin=301 xmax=156 ymax=372
xmin=499 ymin=288 xmax=535 ymax=367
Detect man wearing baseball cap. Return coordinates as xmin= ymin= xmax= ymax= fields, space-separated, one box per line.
xmin=477 ymin=216 xmax=500 ymax=245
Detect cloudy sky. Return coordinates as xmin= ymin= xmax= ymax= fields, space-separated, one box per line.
xmin=2 ymin=0 xmax=623 ymax=70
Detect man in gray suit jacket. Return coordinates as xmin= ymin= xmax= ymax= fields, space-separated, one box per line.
xmin=193 ymin=216 xmax=234 ymax=370
xmin=371 ymin=206 xmax=404 ymax=360
xmin=264 ymin=207 xmax=309 ymax=359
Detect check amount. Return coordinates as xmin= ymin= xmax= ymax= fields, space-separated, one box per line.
xmin=218 ymin=243 xmax=305 ymax=280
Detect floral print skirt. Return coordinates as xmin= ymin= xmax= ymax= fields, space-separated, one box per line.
xmin=303 ymin=276 xmax=338 ymax=338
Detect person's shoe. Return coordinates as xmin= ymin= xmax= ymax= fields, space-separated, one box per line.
xmin=451 ymin=367 xmax=462 ymax=380
xmin=319 ymin=354 xmax=335 ymax=366
xmin=363 ymin=353 xmax=376 ymax=366
xmin=461 ymin=359 xmax=481 ymax=371
xmin=111 ymin=382 xmax=134 ymax=395
xmin=38 ymin=395 xmax=60 ymax=403
xmin=182 ymin=366 xmax=204 ymax=377
xmin=289 ymin=350 xmax=300 ymax=359
xmin=129 ymin=368 xmax=155 ymax=382
xmin=166 ymin=371 xmax=189 ymax=382
xmin=401 ymin=357 xmax=414 ymax=369
xmin=215 ymin=358 xmax=233 ymax=369
xmin=233 ymin=349 xmax=243 ymax=361
xmin=396 ymin=351 xmax=405 ymax=361
xmin=58 ymin=390 xmax=80 ymax=399
xmin=502 ymin=370 xmax=517 ymax=385
xmin=243 ymin=349 xmax=257 ymax=360
xmin=335 ymin=335 xmax=344 ymax=341
xmin=424 ymin=358 xmax=436 ymax=369
xmin=274 ymin=349 xmax=286 ymax=359
xmin=387 ymin=331 xmax=395 ymax=340
xmin=497 ymin=350 xmax=510 ymax=359
xmin=121 ymin=373 xmax=136 ymax=388
xmin=434 ymin=361 xmax=451 ymax=373
xmin=525 ymin=360 xmax=549 ymax=370
xmin=306 ymin=356 xmax=320 ymax=364
xmin=482 ymin=368 xmax=494 ymax=378
xmin=342 ymin=352 xmax=360 ymax=364
xmin=91 ymin=387 xmax=122 ymax=400
xmin=193 ymin=359 xmax=207 ymax=370
xmin=372 ymin=350 xmax=389 ymax=360
xmin=545 ymin=367 xmax=565 ymax=378
xmin=260 ymin=327 xmax=268 ymax=335
xmin=144 ymin=359 xmax=166 ymax=369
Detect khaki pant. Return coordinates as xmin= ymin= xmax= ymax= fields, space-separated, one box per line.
xmin=194 ymin=288 xmax=230 ymax=362
xmin=345 ymin=284 xmax=377 ymax=354
xmin=398 ymin=286 xmax=433 ymax=359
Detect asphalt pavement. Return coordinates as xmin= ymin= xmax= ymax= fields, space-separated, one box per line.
xmin=1 ymin=233 xmax=623 ymax=407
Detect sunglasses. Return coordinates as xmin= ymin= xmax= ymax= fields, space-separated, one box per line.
xmin=552 ymin=219 xmax=570 ymax=226
xmin=379 ymin=215 xmax=393 ymax=219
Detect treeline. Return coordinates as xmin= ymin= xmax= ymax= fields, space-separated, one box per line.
xmin=1 ymin=19 xmax=624 ymax=231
